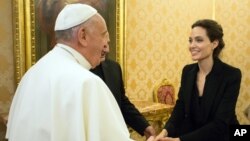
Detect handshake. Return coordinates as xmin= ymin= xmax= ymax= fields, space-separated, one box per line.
xmin=145 ymin=128 xmax=180 ymax=141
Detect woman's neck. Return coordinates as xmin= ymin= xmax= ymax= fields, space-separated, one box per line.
xmin=198 ymin=57 xmax=214 ymax=75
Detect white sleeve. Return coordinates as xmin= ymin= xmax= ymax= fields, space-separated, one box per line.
xmin=51 ymin=76 xmax=134 ymax=141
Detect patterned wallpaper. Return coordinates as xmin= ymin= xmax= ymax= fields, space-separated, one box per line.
xmin=124 ymin=0 xmax=250 ymax=124
xmin=215 ymin=0 xmax=250 ymax=124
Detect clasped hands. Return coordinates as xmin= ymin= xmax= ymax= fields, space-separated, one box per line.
xmin=146 ymin=129 xmax=180 ymax=141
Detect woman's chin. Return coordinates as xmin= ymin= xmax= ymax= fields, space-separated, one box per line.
xmin=191 ymin=57 xmax=199 ymax=61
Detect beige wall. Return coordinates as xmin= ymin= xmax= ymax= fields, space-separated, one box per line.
xmin=124 ymin=0 xmax=250 ymax=124
xmin=216 ymin=0 xmax=250 ymax=125
xmin=0 ymin=0 xmax=14 ymax=140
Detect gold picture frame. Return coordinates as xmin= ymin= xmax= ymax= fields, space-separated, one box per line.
xmin=13 ymin=0 xmax=126 ymax=85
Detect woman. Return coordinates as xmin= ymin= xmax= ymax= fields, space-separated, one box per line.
xmin=155 ymin=19 xmax=242 ymax=141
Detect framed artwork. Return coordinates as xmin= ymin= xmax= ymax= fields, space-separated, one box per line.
xmin=12 ymin=0 xmax=126 ymax=84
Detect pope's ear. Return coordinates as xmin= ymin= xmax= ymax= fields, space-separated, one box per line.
xmin=78 ymin=27 xmax=88 ymax=46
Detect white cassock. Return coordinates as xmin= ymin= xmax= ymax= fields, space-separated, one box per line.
xmin=6 ymin=44 xmax=133 ymax=141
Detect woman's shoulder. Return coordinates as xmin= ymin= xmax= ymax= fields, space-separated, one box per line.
xmin=216 ymin=59 xmax=242 ymax=79
xmin=219 ymin=59 xmax=241 ymax=74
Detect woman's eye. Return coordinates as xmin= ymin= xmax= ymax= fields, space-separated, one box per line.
xmin=196 ymin=39 xmax=203 ymax=42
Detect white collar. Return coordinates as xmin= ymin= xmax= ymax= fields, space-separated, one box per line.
xmin=56 ymin=43 xmax=92 ymax=70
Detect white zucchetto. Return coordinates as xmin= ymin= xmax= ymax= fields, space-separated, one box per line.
xmin=54 ymin=3 xmax=97 ymax=31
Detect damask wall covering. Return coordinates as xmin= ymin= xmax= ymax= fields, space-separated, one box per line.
xmin=0 ymin=0 xmax=14 ymax=140
xmin=216 ymin=0 xmax=250 ymax=125
xmin=124 ymin=0 xmax=250 ymax=124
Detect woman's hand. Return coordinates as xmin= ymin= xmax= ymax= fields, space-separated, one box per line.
xmin=155 ymin=137 xmax=180 ymax=141
xmin=146 ymin=136 xmax=155 ymax=141
xmin=154 ymin=129 xmax=167 ymax=140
